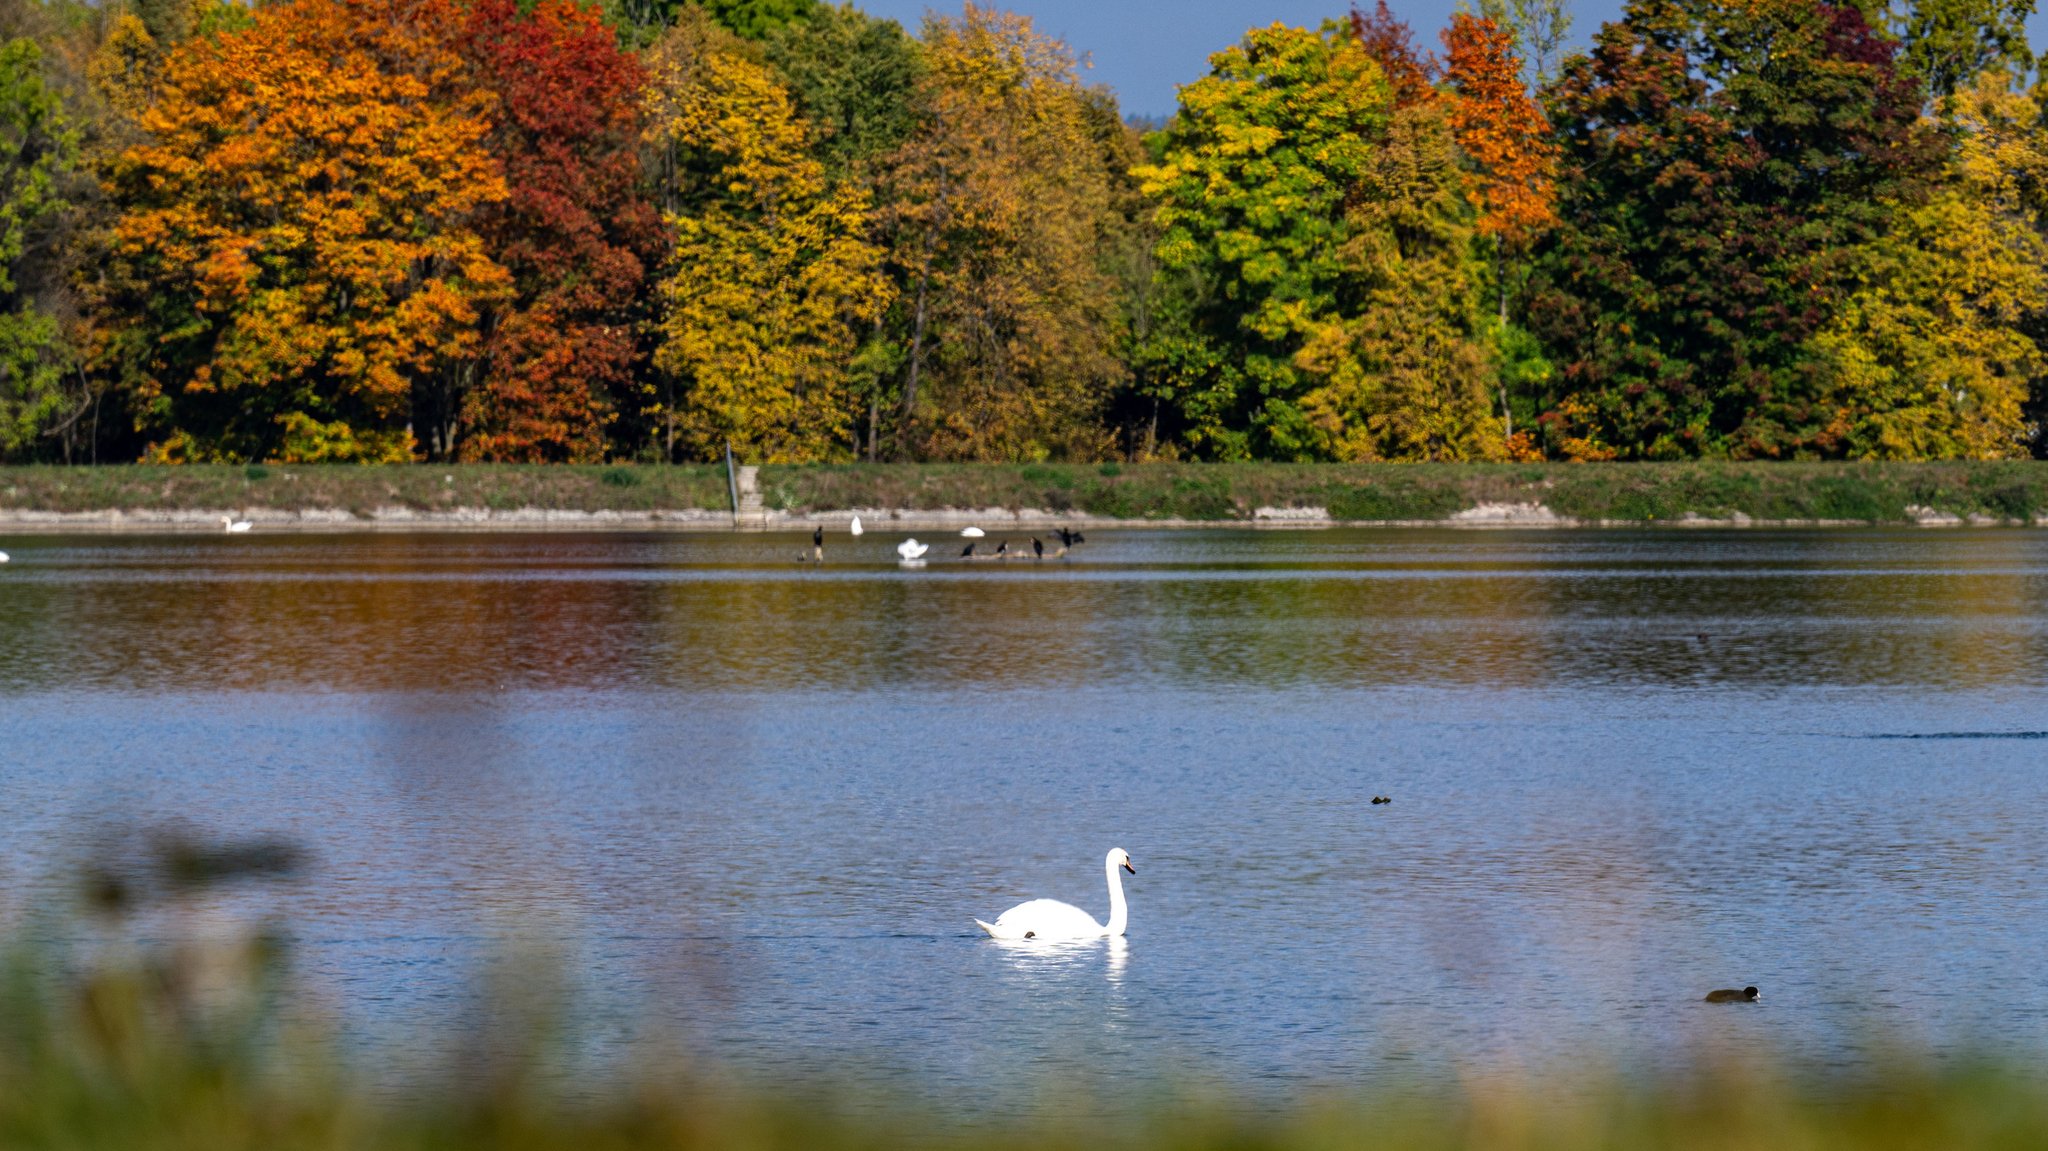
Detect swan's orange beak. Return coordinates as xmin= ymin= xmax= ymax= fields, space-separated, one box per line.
xmin=1123 ymin=858 xmax=1136 ymax=875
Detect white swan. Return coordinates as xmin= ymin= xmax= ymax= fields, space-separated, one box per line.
xmin=849 ymin=515 xmax=864 ymax=536
xmin=960 ymin=526 xmax=986 ymax=538
xmin=222 ymin=515 xmax=252 ymax=533
xmin=976 ymin=848 xmax=1135 ymax=941
xmin=0 ymin=551 xmax=9 ymax=564
xmin=897 ymin=537 xmax=929 ymax=560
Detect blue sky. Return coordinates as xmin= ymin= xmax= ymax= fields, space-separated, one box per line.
xmin=850 ymin=1 xmax=2048 ymax=118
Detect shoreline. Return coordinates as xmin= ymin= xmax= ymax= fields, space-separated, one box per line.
xmin=4 ymin=462 xmax=2046 ymax=533
xmin=0 ymin=502 xmax=2037 ymax=533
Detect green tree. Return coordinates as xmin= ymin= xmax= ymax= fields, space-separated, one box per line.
xmin=1476 ymin=0 xmax=1575 ymax=88
xmin=697 ymin=0 xmax=814 ymax=39
xmin=1894 ymin=0 xmax=2034 ymax=101
xmin=0 ymin=38 xmax=79 ymax=461
xmin=1525 ymin=0 xmax=1941 ymax=458
xmin=763 ymin=3 xmax=923 ymax=179
xmin=1135 ymin=23 xmax=1390 ymax=459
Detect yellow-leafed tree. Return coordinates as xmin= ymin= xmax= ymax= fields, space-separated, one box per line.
xmin=1817 ymin=71 xmax=2048 ymax=459
xmin=644 ymin=11 xmax=890 ymax=463
xmin=882 ymin=4 xmax=1123 ymax=462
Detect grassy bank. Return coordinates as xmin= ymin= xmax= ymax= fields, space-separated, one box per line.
xmin=3 ymin=461 xmax=2048 ymax=524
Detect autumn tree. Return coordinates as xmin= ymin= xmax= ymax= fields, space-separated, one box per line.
xmin=102 ymin=0 xmax=511 ymax=462
xmin=881 ymin=4 xmax=1124 ymax=461
xmin=1440 ymin=11 xmax=1557 ymax=444
xmin=1815 ymin=70 xmax=2048 ymax=457
xmin=1524 ymin=0 xmax=1940 ymax=459
xmin=644 ymin=10 xmax=889 ymax=462
xmin=454 ymin=0 xmax=663 ymax=463
xmin=1442 ymin=14 xmax=1556 ymax=255
xmin=1294 ymin=81 xmax=1504 ymax=461
xmin=1350 ymin=1 xmax=1435 ymax=109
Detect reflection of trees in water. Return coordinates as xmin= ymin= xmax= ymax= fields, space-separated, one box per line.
xmin=2 ymin=530 xmax=2045 ymax=693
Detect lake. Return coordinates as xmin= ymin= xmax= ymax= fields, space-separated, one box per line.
xmin=2 ymin=528 xmax=2046 ymax=1105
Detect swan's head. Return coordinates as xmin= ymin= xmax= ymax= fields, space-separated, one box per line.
xmin=1109 ymin=848 xmax=1135 ymax=875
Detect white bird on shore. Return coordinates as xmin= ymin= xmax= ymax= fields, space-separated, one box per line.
xmin=976 ymin=849 xmax=1136 ymax=942
xmin=849 ymin=515 xmax=864 ymax=536
xmin=222 ymin=515 xmax=252 ymax=533
xmin=897 ymin=537 xmax=929 ymax=561
xmin=960 ymin=526 xmax=985 ymax=538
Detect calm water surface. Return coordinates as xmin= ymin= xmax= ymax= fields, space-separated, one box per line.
xmin=2 ymin=528 xmax=2046 ymax=1101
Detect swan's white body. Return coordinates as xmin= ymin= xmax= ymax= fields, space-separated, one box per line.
xmin=897 ymin=538 xmax=929 ymax=560
xmin=222 ymin=515 xmax=252 ymax=533
xmin=849 ymin=515 xmax=864 ymax=536
xmin=0 ymin=551 xmax=9 ymax=564
xmin=960 ymin=526 xmax=985 ymax=538
xmin=976 ymin=848 xmax=1134 ymax=941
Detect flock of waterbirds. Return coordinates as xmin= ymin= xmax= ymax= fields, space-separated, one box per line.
xmin=801 ymin=516 xmax=1085 ymax=566
xmin=0 ymin=512 xmax=1074 ymax=569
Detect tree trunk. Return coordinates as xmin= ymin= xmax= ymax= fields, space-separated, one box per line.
xmin=894 ymin=176 xmax=949 ymax=459
xmin=1497 ymin=236 xmax=1512 ymax=441
xmin=898 ymin=253 xmax=932 ymax=451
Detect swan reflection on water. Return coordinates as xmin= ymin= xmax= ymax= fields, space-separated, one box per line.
xmin=984 ymin=933 xmax=1129 ymax=986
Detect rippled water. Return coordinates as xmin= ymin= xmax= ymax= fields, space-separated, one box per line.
xmin=3 ymin=528 xmax=2046 ymax=1101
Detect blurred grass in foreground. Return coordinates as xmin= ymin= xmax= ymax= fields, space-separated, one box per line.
xmin=6 ymin=831 xmax=2048 ymax=1151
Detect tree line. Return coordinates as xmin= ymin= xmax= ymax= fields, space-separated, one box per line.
xmin=1 ymin=0 xmax=2043 ymax=464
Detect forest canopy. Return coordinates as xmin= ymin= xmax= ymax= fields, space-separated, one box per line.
xmin=2 ymin=0 xmax=2046 ymax=463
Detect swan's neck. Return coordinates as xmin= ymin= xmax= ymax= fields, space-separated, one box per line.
xmin=1104 ymin=857 xmax=1128 ymax=937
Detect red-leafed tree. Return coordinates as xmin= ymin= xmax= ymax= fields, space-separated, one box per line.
xmin=453 ymin=0 xmax=664 ymax=462
xmin=1349 ymin=1 xmax=1435 ymax=109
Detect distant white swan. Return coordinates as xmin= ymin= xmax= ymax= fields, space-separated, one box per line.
xmin=0 ymin=551 xmax=9 ymax=564
xmin=976 ymin=848 xmax=1135 ymax=941
xmin=222 ymin=515 xmax=252 ymax=533
xmin=897 ymin=538 xmax=929 ymax=560
xmin=849 ymin=515 xmax=864 ymax=536
xmin=960 ymin=526 xmax=986 ymax=538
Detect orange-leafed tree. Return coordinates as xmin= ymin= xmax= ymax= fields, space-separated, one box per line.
xmin=102 ymin=0 xmax=510 ymax=463
xmin=453 ymin=0 xmax=663 ymax=463
xmin=1441 ymin=12 xmax=1557 ymax=249
xmin=1440 ymin=9 xmax=1558 ymax=447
